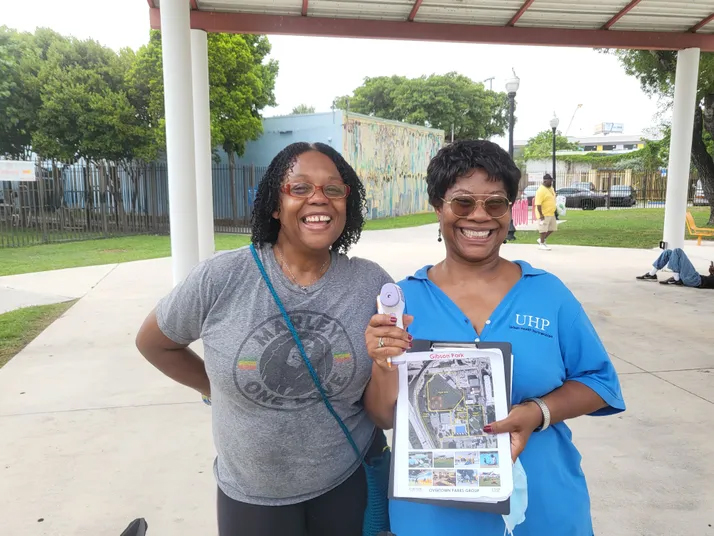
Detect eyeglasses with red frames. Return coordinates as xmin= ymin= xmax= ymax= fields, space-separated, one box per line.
xmin=442 ymin=194 xmax=512 ymax=219
xmin=280 ymin=182 xmax=350 ymax=199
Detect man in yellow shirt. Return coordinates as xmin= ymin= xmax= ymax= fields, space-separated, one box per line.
xmin=534 ymin=174 xmax=557 ymax=250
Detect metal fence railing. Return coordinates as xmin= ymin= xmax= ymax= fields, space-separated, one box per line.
xmin=212 ymin=163 xmax=266 ymax=234
xmin=0 ymin=161 xmax=266 ymax=248
xmin=2 ymin=163 xmax=709 ymax=248
xmin=518 ymin=172 xmax=709 ymax=210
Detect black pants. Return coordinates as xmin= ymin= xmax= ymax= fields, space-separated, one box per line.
xmin=217 ymin=431 xmax=387 ymax=536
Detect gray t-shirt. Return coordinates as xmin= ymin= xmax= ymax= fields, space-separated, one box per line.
xmin=156 ymin=244 xmax=392 ymax=505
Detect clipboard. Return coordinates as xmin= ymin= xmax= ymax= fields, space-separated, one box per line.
xmin=388 ymin=340 xmax=513 ymax=515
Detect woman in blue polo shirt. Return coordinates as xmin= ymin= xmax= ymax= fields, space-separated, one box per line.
xmin=363 ymin=140 xmax=625 ymax=536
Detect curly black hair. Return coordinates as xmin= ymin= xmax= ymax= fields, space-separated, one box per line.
xmin=250 ymin=142 xmax=366 ymax=254
xmin=426 ymin=139 xmax=521 ymax=206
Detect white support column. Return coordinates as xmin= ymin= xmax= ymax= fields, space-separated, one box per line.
xmin=160 ymin=0 xmax=199 ymax=285
xmin=191 ymin=29 xmax=215 ymax=261
xmin=663 ymin=48 xmax=700 ymax=250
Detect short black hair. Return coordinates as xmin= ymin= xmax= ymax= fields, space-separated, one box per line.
xmin=250 ymin=142 xmax=366 ymax=254
xmin=426 ymin=140 xmax=521 ymax=206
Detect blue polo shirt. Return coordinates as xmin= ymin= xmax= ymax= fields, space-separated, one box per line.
xmin=390 ymin=261 xmax=625 ymax=536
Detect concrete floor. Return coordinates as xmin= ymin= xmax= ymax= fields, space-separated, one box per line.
xmin=0 ymin=225 xmax=713 ymax=536
xmin=0 ymin=263 xmax=116 ymax=314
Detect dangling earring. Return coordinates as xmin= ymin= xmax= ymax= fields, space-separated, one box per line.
xmin=437 ymin=227 xmax=442 ymax=242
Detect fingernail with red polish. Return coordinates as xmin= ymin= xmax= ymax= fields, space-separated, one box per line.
xmin=390 ymin=315 xmax=397 ymax=323
xmin=409 ymin=343 xmax=413 ymax=348
xmin=483 ymin=425 xmax=493 ymax=434
xmin=408 ymin=334 xmax=413 ymax=341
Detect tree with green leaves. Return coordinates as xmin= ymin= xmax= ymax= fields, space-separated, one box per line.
xmin=522 ymin=130 xmax=579 ymax=161
xmin=206 ymin=32 xmax=277 ymax=214
xmin=0 ymin=28 xmax=24 ymax=158
xmin=335 ymin=73 xmax=509 ymax=141
xmin=128 ymin=31 xmax=279 ymax=221
xmin=0 ymin=26 xmax=44 ymax=159
xmin=0 ymin=25 xmax=279 ymax=204
xmin=0 ymin=25 xmax=280 ymax=229
xmin=132 ymin=31 xmax=278 ymax=165
xmin=610 ymin=50 xmax=714 ymax=222
xmin=208 ymin=33 xmax=278 ymax=161
xmin=335 ymin=75 xmax=407 ymax=118
xmin=35 ymin=39 xmax=151 ymax=165
xmin=291 ymin=104 xmax=315 ymax=114
xmin=22 ymin=32 xmax=149 ymax=222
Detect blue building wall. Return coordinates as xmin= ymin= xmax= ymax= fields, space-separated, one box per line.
xmin=211 ymin=112 xmax=345 ymax=222
xmin=218 ymin=111 xmax=345 ymax=167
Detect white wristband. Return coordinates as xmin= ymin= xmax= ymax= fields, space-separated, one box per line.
xmin=524 ymin=397 xmax=551 ymax=432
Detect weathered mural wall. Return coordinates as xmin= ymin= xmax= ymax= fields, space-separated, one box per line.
xmin=342 ymin=113 xmax=444 ymax=219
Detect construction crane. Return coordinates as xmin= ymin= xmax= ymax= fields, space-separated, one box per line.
xmin=564 ymin=104 xmax=583 ymax=136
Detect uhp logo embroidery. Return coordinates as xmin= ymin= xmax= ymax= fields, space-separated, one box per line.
xmin=515 ymin=314 xmax=550 ymax=332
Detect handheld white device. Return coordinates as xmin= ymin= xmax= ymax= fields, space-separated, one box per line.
xmin=376 ymin=283 xmax=406 ymax=367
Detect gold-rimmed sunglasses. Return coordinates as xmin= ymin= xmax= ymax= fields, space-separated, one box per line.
xmin=442 ymin=194 xmax=512 ymax=219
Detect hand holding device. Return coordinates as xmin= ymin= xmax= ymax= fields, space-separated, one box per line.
xmin=376 ymin=283 xmax=406 ymax=367
xmin=377 ymin=283 xmax=405 ymax=328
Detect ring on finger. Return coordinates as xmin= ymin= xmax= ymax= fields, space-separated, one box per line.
xmin=377 ymin=337 xmax=385 ymax=348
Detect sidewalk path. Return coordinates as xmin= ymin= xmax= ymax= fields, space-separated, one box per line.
xmin=0 ymin=264 xmax=117 ymax=314
xmin=0 ymin=227 xmax=712 ymax=535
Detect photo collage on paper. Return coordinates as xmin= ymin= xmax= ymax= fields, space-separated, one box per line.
xmin=406 ymin=356 xmax=502 ymax=492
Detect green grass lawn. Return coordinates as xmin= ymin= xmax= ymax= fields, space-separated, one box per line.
xmin=0 ymin=300 xmax=78 ymax=369
xmin=0 ymin=208 xmax=711 ymax=276
xmin=0 ymin=233 xmax=252 ymax=277
xmin=363 ymin=212 xmax=437 ymax=230
xmin=517 ymin=207 xmax=712 ymax=249
xmin=0 ymin=213 xmax=437 ymax=276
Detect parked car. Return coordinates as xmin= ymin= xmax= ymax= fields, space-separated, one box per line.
xmin=571 ymin=181 xmax=595 ymax=191
xmin=608 ymin=185 xmax=637 ymax=207
xmin=520 ymin=185 xmax=538 ymax=204
xmin=693 ymin=180 xmax=709 ymax=206
xmin=556 ymin=187 xmax=608 ymax=210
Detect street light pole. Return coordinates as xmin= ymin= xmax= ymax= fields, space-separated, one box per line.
xmin=505 ymin=70 xmax=520 ymax=242
xmin=550 ymin=113 xmax=560 ymax=187
xmin=508 ymin=95 xmax=516 ymax=156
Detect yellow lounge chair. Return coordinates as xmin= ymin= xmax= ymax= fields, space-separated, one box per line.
xmin=686 ymin=211 xmax=714 ymax=246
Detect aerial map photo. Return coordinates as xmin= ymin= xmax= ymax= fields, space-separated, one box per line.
xmin=407 ymin=357 xmax=497 ymax=450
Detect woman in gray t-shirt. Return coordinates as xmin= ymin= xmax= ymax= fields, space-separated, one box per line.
xmin=136 ymin=142 xmax=393 ymax=536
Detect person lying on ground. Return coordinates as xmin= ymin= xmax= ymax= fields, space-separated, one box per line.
xmin=636 ymin=247 xmax=714 ymax=288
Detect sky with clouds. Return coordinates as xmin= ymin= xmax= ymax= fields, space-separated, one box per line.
xmin=2 ymin=0 xmax=667 ymax=144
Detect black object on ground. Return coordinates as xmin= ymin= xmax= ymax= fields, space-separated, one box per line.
xmin=120 ymin=518 xmax=148 ymax=536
